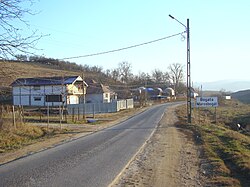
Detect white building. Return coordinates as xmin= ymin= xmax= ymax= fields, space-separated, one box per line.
xmin=11 ymin=76 xmax=88 ymax=106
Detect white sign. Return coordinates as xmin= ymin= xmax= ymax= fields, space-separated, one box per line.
xmin=196 ymin=97 xmax=218 ymax=107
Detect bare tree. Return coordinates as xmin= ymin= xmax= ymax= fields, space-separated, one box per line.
xmin=118 ymin=61 xmax=133 ymax=84
xmin=151 ymin=69 xmax=164 ymax=83
xmin=0 ymin=0 xmax=43 ymax=104
xmin=110 ymin=68 xmax=119 ymax=82
xmin=168 ymin=63 xmax=184 ymax=94
xmin=0 ymin=0 xmax=42 ymax=59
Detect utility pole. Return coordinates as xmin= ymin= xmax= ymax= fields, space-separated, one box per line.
xmin=169 ymin=15 xmax=192 ymax=124
xmin=82 ymin=73 xmax=86 ymax=120
xmin=187 ymin=19 xmax=191 ymax=124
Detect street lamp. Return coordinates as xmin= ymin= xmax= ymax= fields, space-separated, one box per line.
xmin=169 ymin=14 xmax=191 ymax=124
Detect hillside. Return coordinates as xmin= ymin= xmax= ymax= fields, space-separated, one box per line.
xmin=231 ymin=89 xmax=250 ymax=104
xmin=0 ymin=61 xmax=75 ymax=88
xmin=0 ymin=61 xmax=117 ymax=88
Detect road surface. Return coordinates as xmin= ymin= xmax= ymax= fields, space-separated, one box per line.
xmin=0 ymin=103 xmax=176 ymax=187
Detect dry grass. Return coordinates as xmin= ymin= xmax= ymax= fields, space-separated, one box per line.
xmin=176 ymin=99 xmax=250 ymax=187
xmin=0 ymin=61 xmax=78 ymax=88
xmin=0 ymin=123 xmax=45 ymax=153
xmin=0 ymin=107 xmax=142 ymax=154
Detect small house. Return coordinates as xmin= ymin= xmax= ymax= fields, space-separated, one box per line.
xmin=11 ymin=76 xmax=88 ymax=106
xmin=85 ymin=79 xmax=117 ymax=103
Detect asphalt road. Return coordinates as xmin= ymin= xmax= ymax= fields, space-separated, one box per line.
xmin=0 ymin=103 xmax=176 ymax=187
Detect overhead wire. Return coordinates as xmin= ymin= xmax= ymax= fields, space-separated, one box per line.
xmin=60 ymin=31 xmax=186 ymax=60
xmin=11 ymin=31 xmax=185 ymax=93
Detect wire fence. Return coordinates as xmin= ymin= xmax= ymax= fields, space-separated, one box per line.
xmin=0 ymin=99 xmax=134 ymax=129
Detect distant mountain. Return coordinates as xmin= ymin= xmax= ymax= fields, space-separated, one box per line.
xmin=194 ymin=80 xmax=250 ymax=92
xmin=231 ymin=90 xmax=250 ymax=104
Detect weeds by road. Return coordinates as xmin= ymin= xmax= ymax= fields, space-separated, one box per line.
xmin=176 ymin=99 xmax=250 ymax=187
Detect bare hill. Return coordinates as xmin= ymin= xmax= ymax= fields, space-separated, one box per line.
xmin=231 ymin=89 xmax=250 ymax=104
xmin=0 ymin=61 xmax=79 ymax=88
xmin=0 ymin=61 xmax=116 ymax=88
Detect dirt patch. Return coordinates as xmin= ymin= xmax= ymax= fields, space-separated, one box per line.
xmin=111 ymin=106 xmax=205 ymax=187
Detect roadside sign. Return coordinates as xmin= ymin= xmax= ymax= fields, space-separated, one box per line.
xmin=196 ymin=97 xmax=218 ymax=107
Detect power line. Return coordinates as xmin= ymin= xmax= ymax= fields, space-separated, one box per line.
xmin=61 ymin=31 xmax=186 ymax=60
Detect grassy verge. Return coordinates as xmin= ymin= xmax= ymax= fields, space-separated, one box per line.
xmin=0 ymin=123 xmax=71 ymax=153
xmin=176 ymin=99 xmax=250 ymax=187
xmin=0 ymin=108 xmax=141 ymax=154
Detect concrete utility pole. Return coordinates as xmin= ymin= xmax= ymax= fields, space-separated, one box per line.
xmin=186 ymin=18 xmax=191 ymax=124
xmin=169 ymin=15 xmax=192 ymax=123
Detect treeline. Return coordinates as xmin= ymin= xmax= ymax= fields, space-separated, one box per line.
xmin=14 ymin=55 xmax=186 ymax=94
xmin=15 ymin=55 xmax=103 ymax=73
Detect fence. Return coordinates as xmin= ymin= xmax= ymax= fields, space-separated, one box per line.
xmin=67 ymin=99 xmax=134 ymax=115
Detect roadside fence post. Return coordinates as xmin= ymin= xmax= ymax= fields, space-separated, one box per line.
xmin=72 ymin=107 xmax=75 ymax=123
xmin=92 ymin=103 xmax=95 ymax=118
xmin=59 ymin=105 xmax=62 ymax=130
xmin=77 ymin=107 xmax=80 ymax=121
xmin=83 ymin=104 xmax=86 ymax=120
xmin=215 ymin=107 xmax=217 ymax=124
xmin=12 ymin=105 xmax=16 ymax=130
xmin=47 ymin=104 xmax=49 ymax=130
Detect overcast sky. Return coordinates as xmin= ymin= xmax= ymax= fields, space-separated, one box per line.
xmin=22 ymin=0 xmax=250 ymax=83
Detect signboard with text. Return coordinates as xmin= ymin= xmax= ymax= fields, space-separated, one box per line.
xmin=196 ymin=97 xmax=218 ymax=108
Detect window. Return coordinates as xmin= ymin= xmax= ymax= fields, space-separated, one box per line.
xmin=33 ymin=85 xmax=40 ymax=90
xmin=34 ymin=97 xmax=42 ymax=101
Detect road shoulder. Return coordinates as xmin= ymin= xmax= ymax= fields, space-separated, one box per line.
xmin=111 ymin=105 xmax=205 ymax=187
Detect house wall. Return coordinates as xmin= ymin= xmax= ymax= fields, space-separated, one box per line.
xmin=67 ymin=95 xmax=79 ymax=104
xmin=85 ymin=93 xmax=111 ymax=103
xmin=66 ymin=84 xmax=83 ymax=94
xmin=85 ymin=94 xmax=103 ymax=103
xmin=12 ymin=85 xmax=80 ymax=106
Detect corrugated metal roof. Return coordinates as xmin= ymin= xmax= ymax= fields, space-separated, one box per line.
xmin=11 ymin=76 xmax=82 ymax=86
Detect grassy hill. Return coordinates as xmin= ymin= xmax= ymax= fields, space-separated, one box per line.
xmin=0 ymin=61 xmax=81 ymax=88
xmin=231 ymin=90 xmax=250 ymax=104
xmin=0 ymin=60 xmax=119 ymax=87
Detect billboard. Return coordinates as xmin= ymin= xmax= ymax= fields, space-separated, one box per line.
xmin=46 ymin=95 xmax=62 ymax=102
xmin=196 ymin=97 xmax=218 ymax=107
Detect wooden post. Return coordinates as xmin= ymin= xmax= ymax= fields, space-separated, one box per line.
xmin=59 ymin=105 xmax=62 ymax=130
xmin=18 ymin=105 xmax=23 ymax=124
xmin=198 ymin=107 xmax=201 ymax=125
xmin=215 ymin=107 xmax=217 ymax=124
xmin=77 ymin=107 xmax=80 ymax=121
xmin=12 ymin=105 xmax=16 ymax=129
xmin=21 ymin=106 xmax=25 ymax=124
xmin=64 ymin=109 xmax=67 ymax=123
xmin=92 ymin=103 xmax=95 ymax=119
xmin=39 ymin=107 xmax=42 ymax=122
xmin=72 ymin=107 xmax=75 ymax=122
xmin=47 ymin=104 xmax=49 ymax=130
xmin=83 ymin=104 xmax=86 ymax=120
